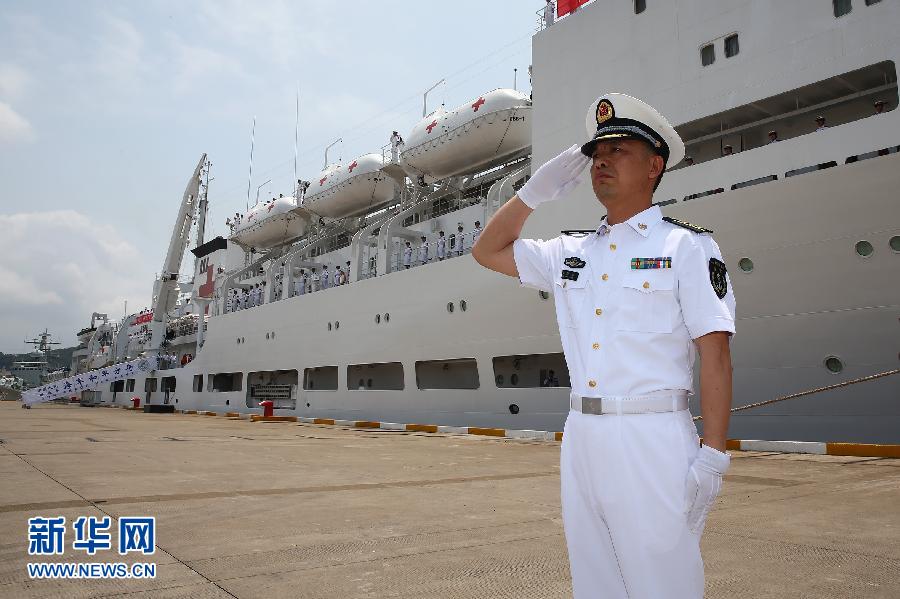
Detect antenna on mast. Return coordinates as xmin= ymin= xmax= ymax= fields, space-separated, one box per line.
xmin=293 ymin=86 xmax=300 ymax=198
xmin=245 ymin=116 xmax=256 ymax=212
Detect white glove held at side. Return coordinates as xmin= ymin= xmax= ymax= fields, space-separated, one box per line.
xmin=684 ymin=444 xmax=730 ymax=535
xmin=517 ymin=144 xmax=591 ymax=209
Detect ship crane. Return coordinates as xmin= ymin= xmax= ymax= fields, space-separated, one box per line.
xmin=148 ymin=153 xmax=208 ymax=352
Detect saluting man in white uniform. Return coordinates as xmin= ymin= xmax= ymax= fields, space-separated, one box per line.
xmin=473 ymin=93 xmax=735 ymax=599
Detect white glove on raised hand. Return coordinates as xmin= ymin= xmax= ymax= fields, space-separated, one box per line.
xmin=517 ymin=144 xmax=591 ymax=209
xmin=684 ymin=444 xmax=730 ymax=535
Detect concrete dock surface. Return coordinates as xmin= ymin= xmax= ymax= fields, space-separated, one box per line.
xmin=0 ymin=401 xmax=898 ymax=598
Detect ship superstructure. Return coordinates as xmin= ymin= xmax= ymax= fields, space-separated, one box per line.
xmin=55 ymin=0 xmax=899 ymax=443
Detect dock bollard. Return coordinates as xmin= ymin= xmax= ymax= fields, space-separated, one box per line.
xmin=259 ymin=400 xmax=274 ymax=418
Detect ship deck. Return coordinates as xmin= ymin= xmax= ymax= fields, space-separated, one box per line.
xmin=1 ymin=401 xmax=898 ymax=598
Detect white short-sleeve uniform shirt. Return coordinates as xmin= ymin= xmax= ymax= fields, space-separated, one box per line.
xmin=513 ymin=205 xmax=735 ymax=398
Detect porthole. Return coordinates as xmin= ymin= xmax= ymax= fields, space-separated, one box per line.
xmin=265 ymin=333 xmax=270 ymax=340
xmin=824 ymin=356 xmax=844 ymax=374
xmin=447 ymin=302 xmax=454 ymax=313
xmin=460 ymin=300 xmax=467 ymax=312
xmin=241 ymin=337 xmax=245 ymax=344
xmin=738 ymin=258 xmax=754 ymax=272
xmin=306 ymin=402 xmax=311 ymax=408
xmin=855 ymin=240 xmax=874 ymax=257
xmin=225 ymin=399 xmax=230 ymax=406
xmin=889 ymin=235 xmax=900 ymax=253
xmin=509 ymin=404 xmax=520 ymax=415
xmin=375 ymin=314 xmax=381 ymax=324
xmin=384 ymin=313 xmax=390 ymax=323
xmin=271 ymin=331 xmax=276 ymax=339
xmin=327 ymin=322 xmax=332 ymax=331
xmin=236 ymin=338 xmax=241 ymax=344
xmin=510 ymin=373 xmax=519 ymax=386
xmin=335 ymin=321 xmax=340 ymax=330
xmin=539 ymin=291 xmax=550 ymax=301
xmin=367 ymin=378 xmax=373 ymax=388
xmin=496 ymin=374 xmax=504 ymax=386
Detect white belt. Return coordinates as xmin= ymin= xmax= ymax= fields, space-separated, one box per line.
xmin=570 ymin=391 xmax=688 ymax=415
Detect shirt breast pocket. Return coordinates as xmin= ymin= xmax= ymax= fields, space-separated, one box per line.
xmin=614 ymin=270 xmax=679 ymax=333
xmin=553 ymin=273 xmax=590 ymax=328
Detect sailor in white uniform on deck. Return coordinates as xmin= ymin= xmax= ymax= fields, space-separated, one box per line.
xmin=472 ymin=221 xmax=483 ymax=245
xmin=403 ymin=241 xmax=413 ymax=269
xmin=436 ymin=231 xmax=446 ymax=260
xmin=473 ymin=93 xmax=735 ymax=599
xmin=321 ymin=266 xmax=330 ymax=290
xmin=311 ymin=268 xmax=320 ymax=293
xmin=418 ymin=236 xmax=429 ymax=265
xmin=455 ymin=225 xmax=466 ymax=256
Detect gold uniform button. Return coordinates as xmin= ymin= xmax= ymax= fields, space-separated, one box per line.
xmin=601 ymin=273 xmax=609 ymax=281
xmin=609 ymin=243 xmax=617 ymax=251
xmin=588 ymin=380 xmax=597 ymax=388
xmin=643 ymin=281 xmax=650 ymax=289
xmin=592 ymin=343 xmax=600 ymax=350
xmin=595 ymin=308 xmax=603 ymax=316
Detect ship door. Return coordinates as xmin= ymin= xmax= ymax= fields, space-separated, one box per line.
xmin=144 ymin=377 xmax=157 ymax=404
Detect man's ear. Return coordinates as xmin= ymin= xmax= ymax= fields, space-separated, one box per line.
xmin=649 ymin=154 xmax=665 ymax=180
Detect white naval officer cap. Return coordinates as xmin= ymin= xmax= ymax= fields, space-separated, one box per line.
xmin=580 ymin=93 xmax=685 ymax=170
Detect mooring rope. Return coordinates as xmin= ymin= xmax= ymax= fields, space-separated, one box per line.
xmin=693 ymin=368 xmax=900 ymax=421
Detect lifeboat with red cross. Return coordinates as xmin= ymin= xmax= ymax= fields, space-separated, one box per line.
xmin=302 ymin=153 xmax=398 ymax=220
xmin=400 ymin=88 xmax=532 ymax=180
xmin=229 ymin=196 xmax=310 ymax=249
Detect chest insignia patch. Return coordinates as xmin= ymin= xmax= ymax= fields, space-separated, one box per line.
xmin=709 ymin=258 xmax=728 ymax=299
xmin=561 ymin=269 xmax=579 ymax=281
xmin=631 ymin=257 xmax=672 ymax=269
xmin=564 ymin=256 xmax=586 ymax=269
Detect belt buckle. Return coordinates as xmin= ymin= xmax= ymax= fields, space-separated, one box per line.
xmin=581 ymin=396 xmax=604 ymax=415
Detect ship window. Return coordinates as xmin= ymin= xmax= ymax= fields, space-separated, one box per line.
xmin=724 ymin=34 xmax=739 ymax=58
xmin=161 ymin=376 xmax=176 ymax=392
xmin=634 ymin=0 xmax=646 ymax=14
xmin=247 ymin=369 xmax=297 ymax=409
xmin=824 ymin=356 xmax=844 ymax=374
xmin=304 ymin=366 xmax=337 ymax=391
xmin=144 ymin=378 xmax=157 ymax=393
xmin=415 ymin=358 xmax=479 ymax=390
xmin=347 ymin=362 xmax=404 ymax=390
xmin=854 ymin=240 xmax=874 ymax=257
xmin=209 ymin=372 xmax=242 ymax=392
xmin=865 ymin=0 xmax=881 ymax=4
xmin=193 ymin=375 xmax=203 ymax=392
xmin=701 ymin=44 xmax=715 ymax=67
xmin=492 ymin=353 xmax=570 ymax=388
xmin=890 ymin=236 xmax=900 ymax=252
xmin=833 ymin=0 xmax=852 ymax=17
xmin=738 ymin=258 xmax=754 ymax=273
xmin=125 ymin=379 xmax=135 ymax=392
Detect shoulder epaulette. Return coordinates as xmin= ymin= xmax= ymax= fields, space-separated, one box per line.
xmin=561 ymin=230 xmax=596 ymax=236
xmin=662 ymin=217 xmax=713 ymax=234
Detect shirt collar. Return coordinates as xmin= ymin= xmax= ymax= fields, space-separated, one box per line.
xmin=596 ymin=205 xmax=662 ymax=238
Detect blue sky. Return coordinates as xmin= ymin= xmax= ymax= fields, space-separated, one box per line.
xmin=0 ymin=0 xmax=538 ymax=352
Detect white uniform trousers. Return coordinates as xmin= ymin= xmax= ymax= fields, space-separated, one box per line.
xmin=561 ymin=404 xmax=703 ymax=598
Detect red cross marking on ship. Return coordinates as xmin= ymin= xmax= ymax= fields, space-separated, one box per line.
xmin=320 ymin=176 xmax=328 ymax=186
xmin=348 ymin=160 xmax=358 ymax=173
xmin=198 ymin=265 xmax=214 ymax=298
xmin=472 ymin=97 xmax=486 ymax=112
xmin=426 ymin=120 xmax=438 ymax=134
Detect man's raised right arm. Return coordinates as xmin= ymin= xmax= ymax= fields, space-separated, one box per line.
xmin=472 ymin=144 xmax=591 ymax=278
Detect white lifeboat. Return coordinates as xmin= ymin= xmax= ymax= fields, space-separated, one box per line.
xmin=230 ymin=196 xmax=309 ymax=249
xmin=401 ymin=89 xmax=531 ymax=180
xmin=302 ymin=153 xmax=397 ymax=219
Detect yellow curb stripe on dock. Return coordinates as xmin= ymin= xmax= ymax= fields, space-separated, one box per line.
xmin=406 ymin=424 xmax=439 ymax=433
xmin=115 ymin=407 xmax=900 ymax=458
xmin=468 ymin=427 xmax=506 ymax=437
xmin=249 ymin=415 xmax=298 ymax=423
xmin=826 ymin=443 xmax=900 ymax=458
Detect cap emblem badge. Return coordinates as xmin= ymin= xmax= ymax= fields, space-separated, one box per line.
xmin=596 ymin=99 xmax=614 ymax=127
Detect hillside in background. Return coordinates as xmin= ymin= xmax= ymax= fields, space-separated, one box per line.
xmin=0 ymin=347 xmax=76 ymax=373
